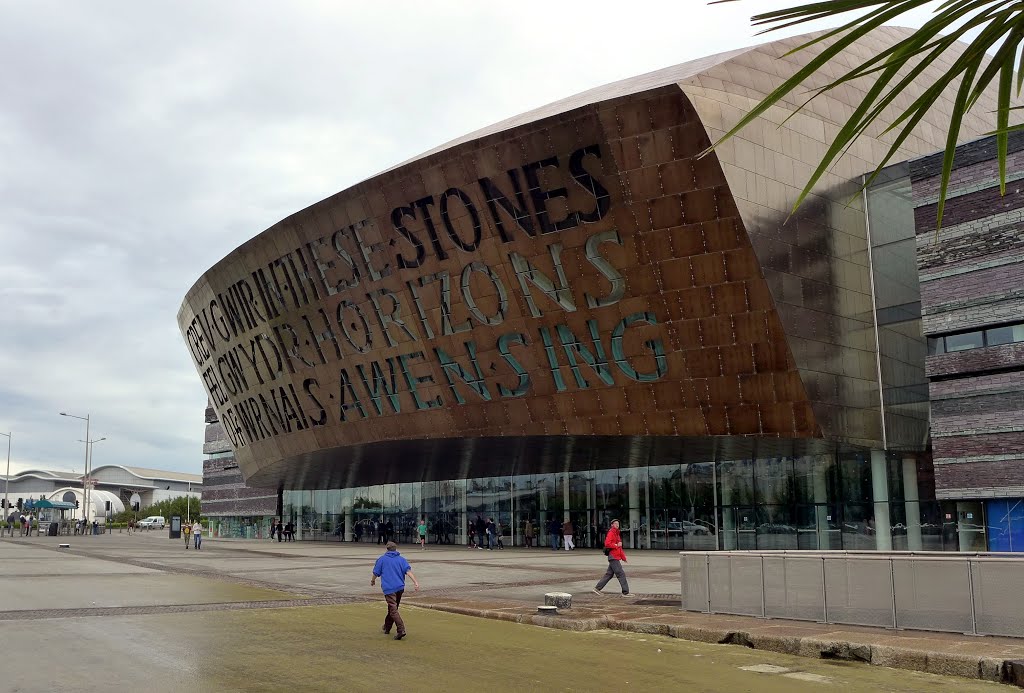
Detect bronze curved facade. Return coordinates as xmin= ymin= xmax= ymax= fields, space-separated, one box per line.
xmin=180 ymin=27 xmax=1003 ymax=492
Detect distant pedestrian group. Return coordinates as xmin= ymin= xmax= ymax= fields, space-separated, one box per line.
xmin=270 ymin=518 xmax=295 ymax=542
xmin=376 ymin=519 xmax=395 ymax=545
xmin=467 ymin=515 xmax=503 ymax=550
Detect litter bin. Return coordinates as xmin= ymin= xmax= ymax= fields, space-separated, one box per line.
xmin=47 ymin=522 xmax=58 ymax=536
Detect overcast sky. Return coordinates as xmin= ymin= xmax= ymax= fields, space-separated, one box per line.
xmin=0 ymin=2 xmax=941 ymax=476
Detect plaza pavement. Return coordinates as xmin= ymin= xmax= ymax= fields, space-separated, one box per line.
xmin=0 ymin=531 xmax=1022 ymax=690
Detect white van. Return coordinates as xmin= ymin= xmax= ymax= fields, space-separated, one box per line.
xmin=137 ymin=516 xmax=166 ymax=529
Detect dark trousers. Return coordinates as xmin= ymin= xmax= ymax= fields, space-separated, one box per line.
xmin=383 ymin=590 xmax=406 ymax=635
xmin=596 ymin=559 xmax=630 ymax=594
xmin=550 ymin=533 xmax=559 ymax=550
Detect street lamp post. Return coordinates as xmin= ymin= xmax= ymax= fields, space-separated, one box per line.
xmin=60 ymin=412 xmax=90 ymax=525
xmin=79 ymin=437 xmax=106 ymax=527
xmin=0 ymin=432 xmax=10 ymax=535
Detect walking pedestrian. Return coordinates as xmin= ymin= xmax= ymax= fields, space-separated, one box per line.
xmin=592 ymin=519 xmax=630 ymax=597
xmin=548 ymin=517 xmax=560 ymax=551
xmin=475 ymin=515 xmax=486 ymax=548
xmin=524 ymin=519 xmax=534 ymax=548
xmin=371 ymin=541 xmax=420 ymax=641
xmin=183 ymin=521 xmax=192 ymax=549
xmin=562 ymin=518 xmax=575 ymax=551
xmin=495 ymin=520 xmax=504 ymax=549
xmin=385 ymin=519 xmax=395 ymax=544
xmin=192 ymin=519 xmax=203 ymax=550
xmin=485 ymin=517 xmax=495 ymax=550
xmin=417 ymin=518 xmax=427 ymax=550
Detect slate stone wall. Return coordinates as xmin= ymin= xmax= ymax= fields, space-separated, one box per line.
xmin=201 ymin=405 xmax=277 ymax=518
xmin=913 ymin=134 xmax=1024 ymax=499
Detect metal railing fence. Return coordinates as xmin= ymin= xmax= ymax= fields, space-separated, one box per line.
xmin=680 ymin=550 xmax=1024 ymax=638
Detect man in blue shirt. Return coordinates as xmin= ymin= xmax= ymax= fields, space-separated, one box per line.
xmin=371 ymin=541 xmax=420 ymax=640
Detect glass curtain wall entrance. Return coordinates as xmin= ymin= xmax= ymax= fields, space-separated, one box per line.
xmin=283 ymin=445 xmax=956 ymax=551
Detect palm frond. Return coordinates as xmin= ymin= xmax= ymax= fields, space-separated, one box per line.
xmin=707 ymin=0 xmax=1024 ymax=228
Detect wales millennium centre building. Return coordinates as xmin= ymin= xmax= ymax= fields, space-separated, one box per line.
xmin=180 ymin=28 xmax=1024 ymax=552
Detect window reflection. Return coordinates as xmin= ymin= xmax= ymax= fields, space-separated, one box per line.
xmin=265 ymin=448 xmax=966 ymax=552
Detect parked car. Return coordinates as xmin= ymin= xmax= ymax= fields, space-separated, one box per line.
xmin=667 ymin=520 xmax=711 ymax=536
xmin=137 ymin=516 xmax=166 ymax=529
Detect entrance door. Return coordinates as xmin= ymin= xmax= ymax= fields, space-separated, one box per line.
xmin=956 ymin=501 xmax=986 ymax=551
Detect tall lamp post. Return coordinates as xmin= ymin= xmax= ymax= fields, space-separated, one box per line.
xmin=1 ymin=432 xmax=11 ymax=529
xmin=60 ymin=412 xmax=90 ymax=523
xmin=79 ymin=437 xmax=106 ymax=523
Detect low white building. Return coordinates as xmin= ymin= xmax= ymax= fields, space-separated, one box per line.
xmin=2 ymin=465 xmax=201 ymax=523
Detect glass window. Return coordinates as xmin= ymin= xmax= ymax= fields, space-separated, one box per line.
xmin=648 ymin=464 xmax=682 ymax=512
xmin=719 ymin=458 xmax=754 ymax=506
xmin=986 ymin=325 xmax=1017 ymax=346
xmin=927 ymin=337 xmax=944 ymax=355
xmin=756 ymin=505 xmax=797 ymax=550
xmin=755 ymin=457 xmax=794 ymax=506
xmin=871 ymin=238 xmax=920 ymax=310
xmin=681 ymin=463 xmax=715 ymax=512
xmin=866 ymin=169 xmax=914 ymax=247
xmin=841 ymin=503 xmax=876 ymax=550
xmin=943 ymin=331 xmax=984 ymax=352
xmin=837 ymin=451 xmax=872 ymax=503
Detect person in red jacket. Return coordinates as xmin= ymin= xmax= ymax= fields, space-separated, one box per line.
xmin=592 ymin=518 xmax=630 ymax=596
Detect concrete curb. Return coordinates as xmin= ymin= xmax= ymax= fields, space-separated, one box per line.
xmin=410 ymin=601 xmax=1024 ymax=687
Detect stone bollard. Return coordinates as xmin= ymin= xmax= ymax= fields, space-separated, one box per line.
xmin=544 ymin=592 xmax=572 ymax=609
xmin=537 ymin=605 xmax=558 ymax=615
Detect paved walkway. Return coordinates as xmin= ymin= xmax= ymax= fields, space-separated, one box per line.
xmin=3 ymin=533 xmax=1022 ymax=686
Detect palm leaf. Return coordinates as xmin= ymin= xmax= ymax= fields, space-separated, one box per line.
xmin=708 ymin=0 xmax=1024 ymax=227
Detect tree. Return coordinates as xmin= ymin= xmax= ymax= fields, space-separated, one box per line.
xmin=711 ymin=1 xmax=1023 ymax=226
xmin=113 ymin=495 xmax=199 ymax=524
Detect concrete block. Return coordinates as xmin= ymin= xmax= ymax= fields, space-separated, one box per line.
xmin=924 ymin=652 xmax=983 ymax=680
xmin=544 ymin=592 xmax=572 ymax=609
xmin=870 ymin=644 xmax=928 ymax=672
xmin=747 ymin=633 xmax=801 ymax=656
xmin=614 ymin=620 xmax=670 ymax=636
xmin=667 ymin=624 xmax=733 ymax=644
xmin=979 ymin=657 xmax=1004 ymax=682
